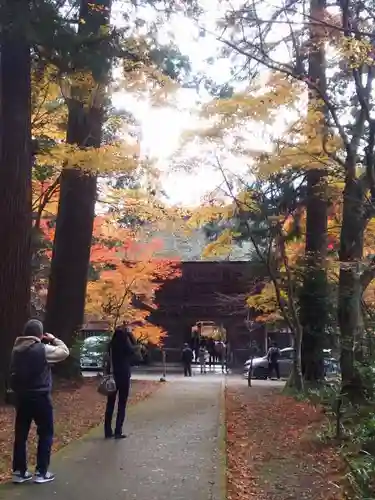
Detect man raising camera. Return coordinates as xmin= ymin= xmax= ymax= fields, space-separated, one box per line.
xmin=9 ymin=319 xmax=69 ymax=484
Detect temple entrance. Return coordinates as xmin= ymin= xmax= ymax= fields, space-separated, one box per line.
xmin=190 ymin=320 xmax=227 ymax=365
xmin=191 ymin=320 xmax=226 ymax=341
xmin=147 ymin=261 xmax=272 ymax=364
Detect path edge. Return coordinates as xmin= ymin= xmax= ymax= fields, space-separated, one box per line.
xmin=210 ymin=378 xmax=227 ymax=500
xmin=0 ymin=381 xmax=163 ymax=496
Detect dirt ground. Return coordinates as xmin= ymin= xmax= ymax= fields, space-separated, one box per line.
xmin=226 ymin=380 xmax=345 ymax=500
xmin=0 ymin=378 xmax=159 ymax=482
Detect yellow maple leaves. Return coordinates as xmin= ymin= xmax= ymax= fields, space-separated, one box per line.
xmin=187 ymin=204 xmax=234 ymax=228
xmin=202 ymin=229 xmax=234 ymax=258
xmin=37 ymin=142 xmax=140 ymax=174
xmin=201 ymin=74 xmax=301 ymax=127
xmin=32 ymin=65 xmax=67 ymax=141
xmin=339 ymin=37 xmax=375 ymax=68
xmin=247 ymin=283 xmax=287 ymax=324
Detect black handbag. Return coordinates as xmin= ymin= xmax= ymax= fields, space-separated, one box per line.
xmin=97 ymin=347 xmax=117 ymax=397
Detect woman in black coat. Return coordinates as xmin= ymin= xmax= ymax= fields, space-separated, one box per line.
xmin=104 ymin=326 xmax=135 ymax=439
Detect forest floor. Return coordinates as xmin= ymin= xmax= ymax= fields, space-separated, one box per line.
xmin=0 ymin=378 xmax=159 ymax=483
xmin=226 ymin=380 xmax=346 ymax=500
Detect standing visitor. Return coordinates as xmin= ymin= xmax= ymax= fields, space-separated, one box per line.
xmin=267 ymin=342 xmax=281 ymax=380
xmin=194 ymin=341 xmax=200 ymax=364
xmin=198 ymin=345 xmax=207 ymax=374
xmin=104 ymin=326 xmax=135 ymax=439
xmin=207 ymin=337 xmax=215 ymax=368
xmin=181 ymin=343 xmax=193 ymax=377
xmin=224 ymin=340 xmax=231 ymax=373
xmin=10 ymin=319 xmax=69 ymax=484
xmin=215 ymin=341 xmax=226 ymax=373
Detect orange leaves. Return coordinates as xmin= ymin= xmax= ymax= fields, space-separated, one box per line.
xmin=37 ymin=213 xmax=181 ymax=344
xmin=84 ymin=216 xmax=180 ymax=344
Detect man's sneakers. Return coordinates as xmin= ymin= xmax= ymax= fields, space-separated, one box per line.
xmin=12 ymin=471 xmax=33 ymax=484
xmin=12 ymin=470 xmax=55 ymax=484
xmin=34 ymin=471 xmax=55 ymax=484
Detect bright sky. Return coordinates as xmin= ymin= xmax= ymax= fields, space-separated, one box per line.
xmin=112 ymin=3 xmax=242 ymax=207
xmin=112 ymin=0 xmax=293 ymax=207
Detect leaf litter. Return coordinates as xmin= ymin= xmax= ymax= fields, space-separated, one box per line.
xmin=226 ymin=383 xmax=345 ymax=500
xmin=0 ymin=379 xmax=159 ymax=483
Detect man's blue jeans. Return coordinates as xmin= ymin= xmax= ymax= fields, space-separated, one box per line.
xmin=13 ymin=393 xmax=54 ymax=475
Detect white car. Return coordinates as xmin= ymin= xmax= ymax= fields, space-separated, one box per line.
xmin=244 ymin=347 xmax=339 ymax=379
xmin=244 ymin=347 xmax=295 ymax=379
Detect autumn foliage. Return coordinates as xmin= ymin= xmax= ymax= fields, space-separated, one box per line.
xmin=226 ymin=384 xmax=344 ymax=500
xmin=38 ymin=215 xmax=180 ymax=345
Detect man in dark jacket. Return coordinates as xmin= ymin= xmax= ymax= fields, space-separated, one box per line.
xmin=206 ymin=337 xmax=215 ymax=367
xmin=10 ymin=319 xmax=69 ymax=484
xmin=181 ymin=343 xmax=193 ymax=377
xmin=267 ymin=342 xmax=281 ymax=380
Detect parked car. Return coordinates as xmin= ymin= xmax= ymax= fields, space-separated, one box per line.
xmin=80 ymin=335 xmax=110 ymax=370
xmin=244 ymin=347 xmax=295 ymax=379
xmin=244 ymin=347 xmax=340 ymax=379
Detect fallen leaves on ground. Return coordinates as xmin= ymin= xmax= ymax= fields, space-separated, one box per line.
xmin=0 ymin=379 xmax=159 ymax=483
xmin=226 ymin=383 xmax=345 ymax=500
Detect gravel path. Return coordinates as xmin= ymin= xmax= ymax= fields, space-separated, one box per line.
xmin=2 ymin=378 xmax=225 ymax=500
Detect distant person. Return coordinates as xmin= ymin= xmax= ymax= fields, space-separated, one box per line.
xmin=207 ymin=338 xmax=215 ymax=367
xmin=198 ymin=346 xmax=207 ymax=374
xmin=215 ymin=341 xmax=226 ymax=373
xmin=192 ymin=336 xmax=199 ymax=364
xmin=224 ymin=341 xmax=232 ymax=373
xmin=10 ymin=319 xmax=69 ymax=484
xmin=104 ymin=326 xmax=135 ymax=439
xmin=247 ymin=341 xmax=260 ymax=385
xmin=182 ymin=343 xmax=193 ymax=377
xmin=267 ymin=342 xmax=281 ymax=380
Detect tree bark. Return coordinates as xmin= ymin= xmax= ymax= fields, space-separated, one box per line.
xmin=280 ymin=234 xmax=304 ymax=391
xmin=0 ymin=1 xmax=32 ymax=396
xmin=338 ymin=175 xmax=365 ymax=401
xmin=300 ymin=0 xmax=328 ymax=383
xmin=44 ymin=0 xmax=111 ymax=377
xmin=300 ymin=170 xmax=328 ymax=381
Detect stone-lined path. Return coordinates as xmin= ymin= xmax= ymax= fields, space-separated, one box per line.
xmin=2 ymin=378 xmax=225 ymax=500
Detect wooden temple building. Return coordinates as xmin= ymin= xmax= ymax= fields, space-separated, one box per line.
xmin=147 ymin=261 xmax=292 ymax=363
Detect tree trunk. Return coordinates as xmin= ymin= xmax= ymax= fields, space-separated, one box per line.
xmin=0 ymin=2 xmax=32 ymax=396
xmin=300 ymin=0 xmax=328 ymax=383
xmin=277 ymin=225 xmax=304 ymax=391
xmin=44 ymin=0 xmax=111 ymax=377
xmin=338 ymin=175 xmax=365 ymax=401
xmin=300 ymin=170 xmax=328 ymax=381
xmin=286 ymin=326 xmax=304 ymax=392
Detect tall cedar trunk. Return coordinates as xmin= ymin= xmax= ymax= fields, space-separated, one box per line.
xmin=300 ymin=170 xmax=328 ymax=381
xmin=44 ymin=0 xmax=111 ymax=377
xmin=338 ymin=174 xmax=365 ymax=401
xmin=286 ymin=327 xmax=304 ymax=391
xmin=300 ymin=0 xmax=328 ymax=382
xmin=0 ymin=1 xmax=32 ymax=396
